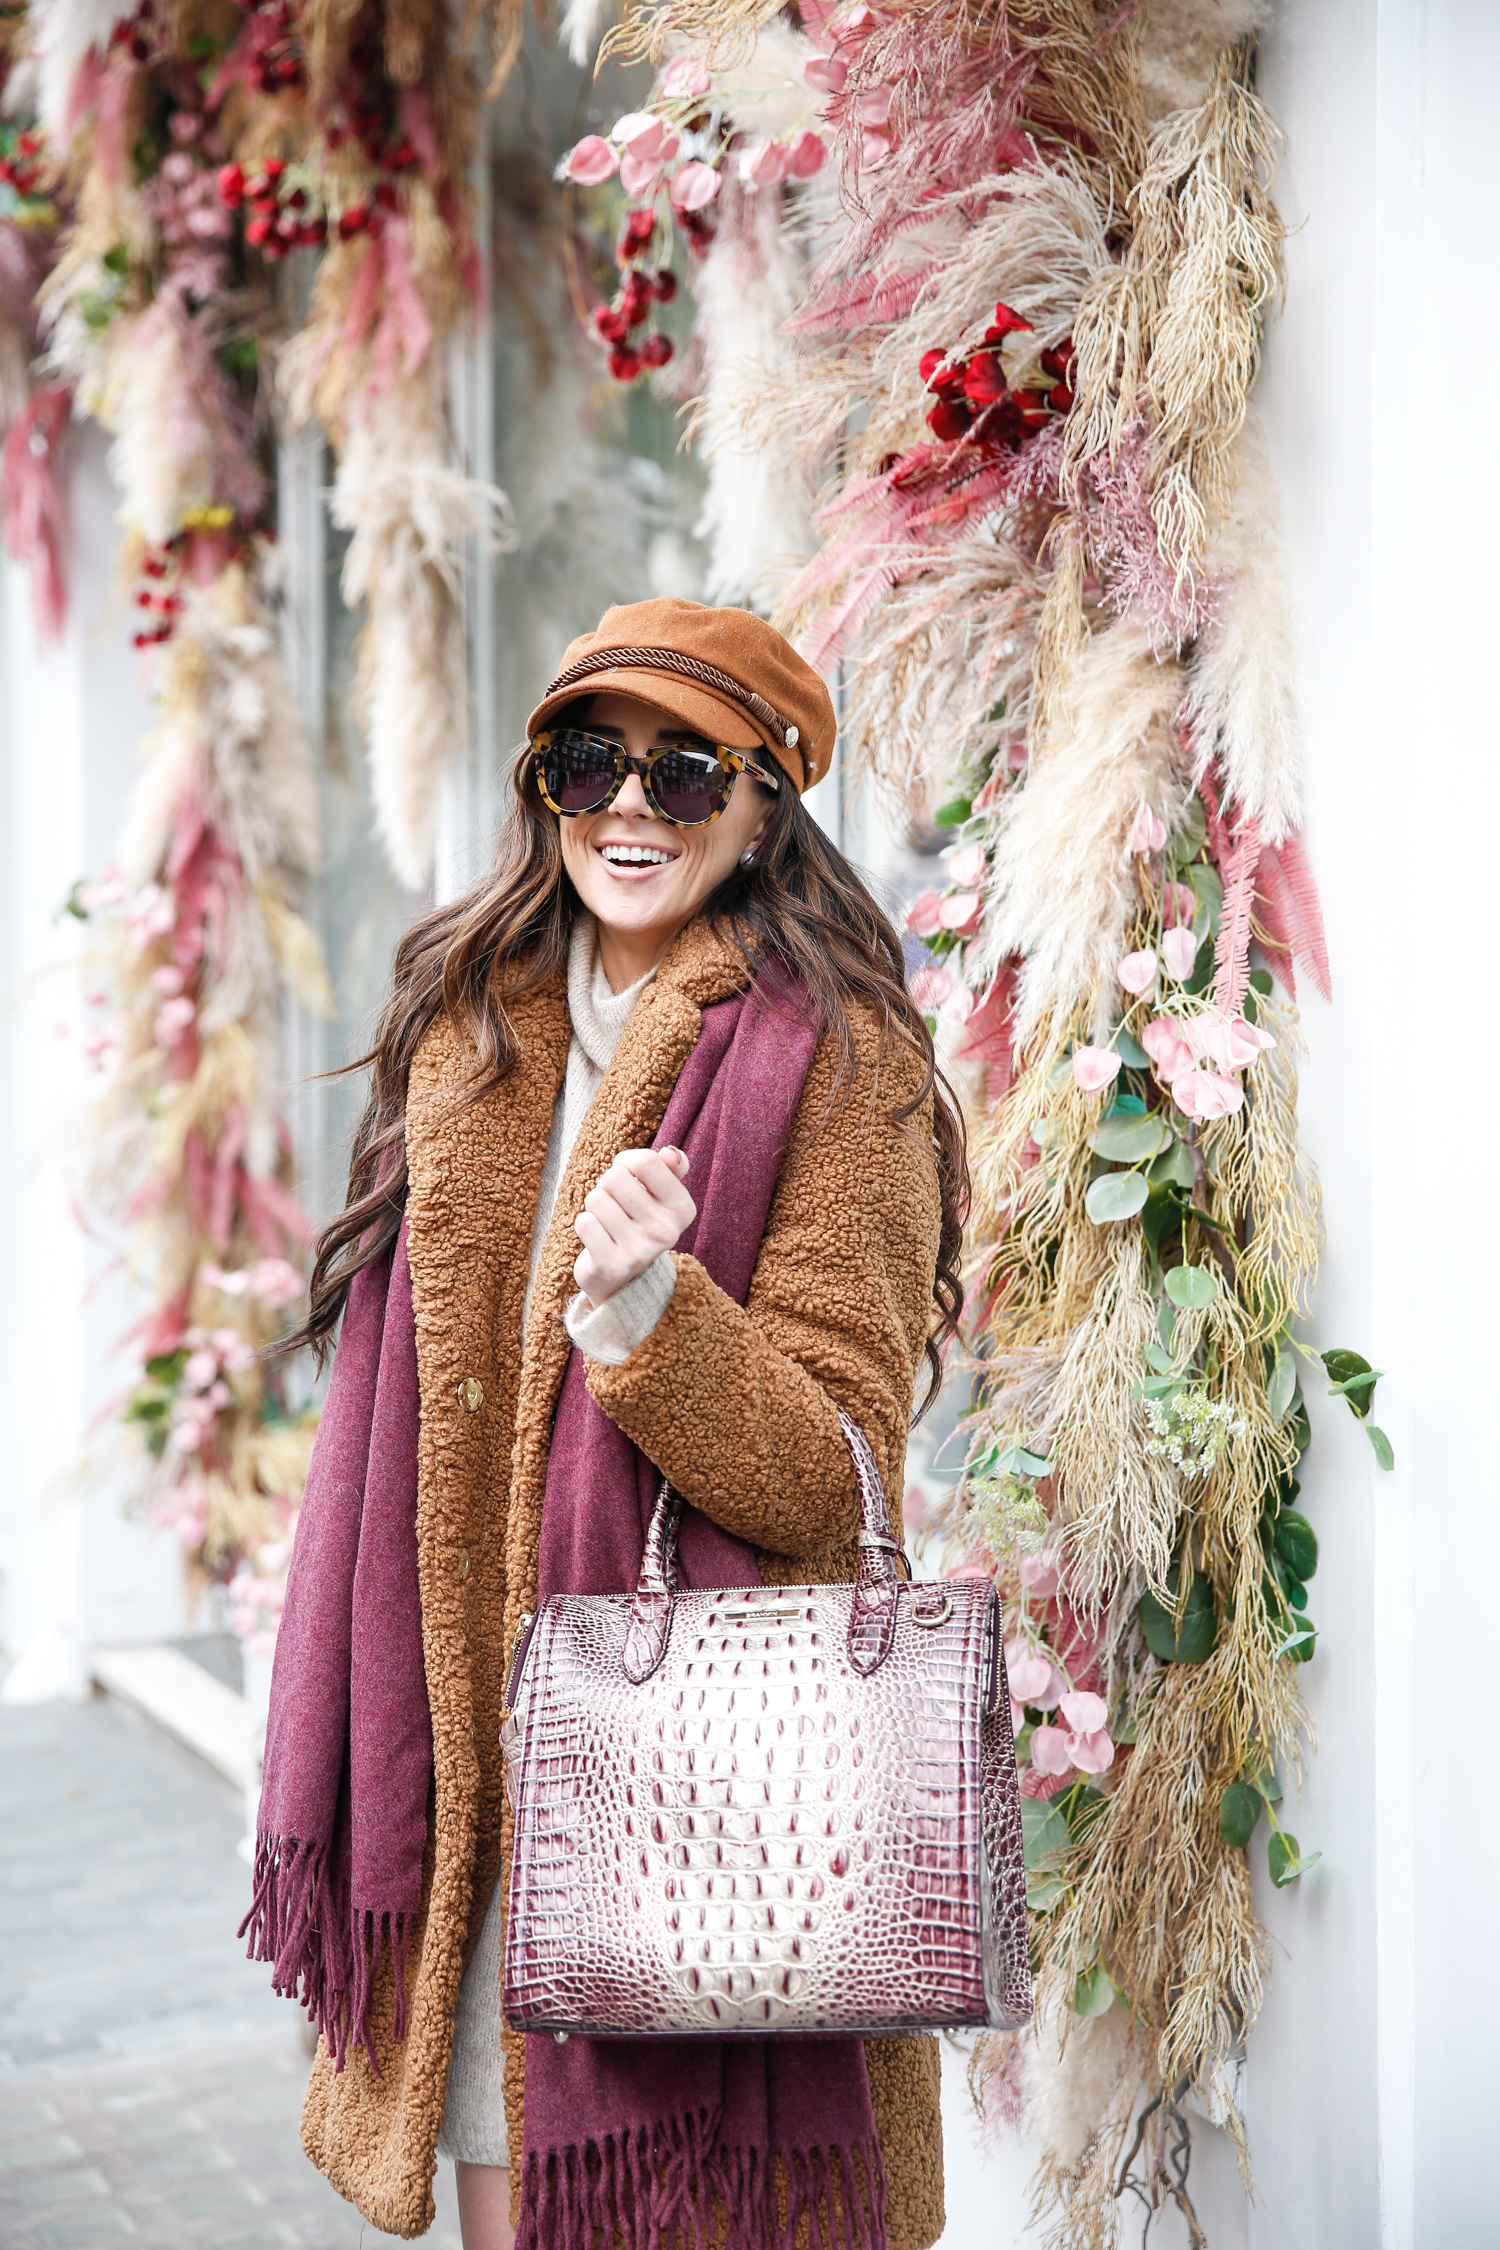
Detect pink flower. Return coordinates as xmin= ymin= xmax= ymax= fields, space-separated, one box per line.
xmin=670 ymin=160 xmax=721 ymax=211
xmin=1072 ymin=1045 xmax=1122 ymax=1093
xmin=1018 ymin=1549 xmax=1060 ymax=1597
xmin=151 ymin=963 xmax=186 ymax=996
xmin=1117 ymin=949 xmax=1158 ymax=997
xmin=181 ymin=1348 xmax=218 ymax=1392
xmin=941 ymin=981 xmax=976 ymax=1026
xmin=561 ymin=135 xmax=619 ymax=184
xmin=859 ymin=128 xmax=891 ymax=169
xmin=973 ymin=767 xmax=1009 ymax=812
xmin=910 ymin=964 xmax=954 ymax=1013
xmin=1163 ymin=881 xmax=1196 ymax=928
xmin=946 ymin=842 xmax=987 ymax=890
xmin=1160 ymin=925 xmax=1199 ymax=981
xmin=1172 ymin=1069 xmax=1244 ymax=1120
xmin=153 ymin=995 xmax=196 ymax=1047
xmin=1059 ymin=1691 xmax=1108 ymax=1734
xmin=1010 ymin=1697 xmax=1025 ymax=1736
xmin=939 ymin=891 xmax=982 ymax=937
xmin=905 ymin=889 xmax=944 ymax=937
xmin=742 ymin=138 xmax=794 ymax=187
xmin=802 ymin=51 xmax=848 ymax=94
xmin=1006 ymin=1652 xmax=1054 ymax=1704
xmin=1028 ymin=1726 xmax=1074 ymax=1777
xmin=1128 ymin=802 xmax=1166 ymax=854
xmin=856 ymin=86 xmax=892 ymax=124
xmin=786 ymin=129 xmax=826 ymax=177
xmin=246 ymin=1257 xmax=302 ymax=1307
xmin=661 ymin=54 xmax=711 ymax=95
xmin=1067 ymin=1728 xmax=1115 ymax=1774
xmin=613 ymin=111 xmax=670 ymax=159
xmin=619 ymin=154 xmax=664 ymax=197
xmin=1142 ymin=1017 xmax=1195 ymax=1081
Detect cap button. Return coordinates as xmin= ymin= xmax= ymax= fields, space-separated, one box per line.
xmin=785 ymin=724 xmax=799 ymax=748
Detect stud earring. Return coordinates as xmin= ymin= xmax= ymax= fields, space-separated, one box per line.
xmin=740 ymin=849 xmax=756 ymax=867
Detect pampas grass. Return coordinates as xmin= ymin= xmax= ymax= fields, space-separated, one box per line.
xmin=331 ymin=361 xmax=515 ymax=890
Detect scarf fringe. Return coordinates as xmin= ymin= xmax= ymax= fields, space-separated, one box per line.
xmin=516 ymin=2111 xmax=887 ymax=2250
xmin=238 ymin=1828 xmax=410 ymax=2074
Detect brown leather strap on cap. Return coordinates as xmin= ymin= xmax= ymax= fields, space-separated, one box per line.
xmin=542 ymin=644 xmax=799 ymax=754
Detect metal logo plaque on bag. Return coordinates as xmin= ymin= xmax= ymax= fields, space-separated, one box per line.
xmin=501 ymin=1414 xmax=1032 ymax=2039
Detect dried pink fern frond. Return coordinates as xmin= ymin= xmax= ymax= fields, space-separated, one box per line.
xmin=1213 ymin=811 xmax=1260 ymax=1018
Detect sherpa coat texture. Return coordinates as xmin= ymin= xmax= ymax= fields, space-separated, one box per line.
xmin=298 ymin=916 xmax=947 ymax=2246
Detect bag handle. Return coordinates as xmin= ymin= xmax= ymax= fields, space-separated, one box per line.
xmin=620 ymin=1409 xmax=908 ymax=1684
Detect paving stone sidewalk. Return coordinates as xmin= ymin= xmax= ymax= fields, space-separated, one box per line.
xmin=0 ymin=1687 xmax=462 ymax=2249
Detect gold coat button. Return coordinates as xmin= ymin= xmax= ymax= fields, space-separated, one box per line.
xmin=458 ymin=1376 xmax=484 ymax=1413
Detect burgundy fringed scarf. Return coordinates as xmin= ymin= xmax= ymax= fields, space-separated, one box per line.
xmin=241 ymin=1212 xmax=431 ymax=2067
xmin=244 ymin=971 xmax=885 ymax=2249
xmin=519 ymin=983 xmax=884 ymax=2250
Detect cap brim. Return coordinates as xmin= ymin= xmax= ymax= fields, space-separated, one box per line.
xmin=526 ymin=664 xmax=767 ymax=758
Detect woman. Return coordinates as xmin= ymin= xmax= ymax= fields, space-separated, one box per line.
xmin=247 ymin=598 xmax=966 ymax=2250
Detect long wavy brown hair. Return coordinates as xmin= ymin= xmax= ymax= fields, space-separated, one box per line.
xmin=286 ymin=739 xmax=968 ymax=1411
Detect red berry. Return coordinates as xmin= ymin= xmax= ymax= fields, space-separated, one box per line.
xmin=926 ymin=396 xmax=972 ymax=442
xmin=593 ymin=304 xmax=629 ymax=344
xmin=1048 ymin=383 xmax=1074 ymax=414
xmin=651 ymin=269 xmax=677 ymax=303
xmin=130 ymin=35 xmax=149 ymax=60
xmin=374 ymin=180 xmax=398 ymax=210
xmin=918 ymin=347 xmax=946 ymax=386
xmin=638 ymin=332 xmax=674 ymax=369
xmin=263 ymin=157 xmax=285 ymax=181
xmin=623 ymin=208 xmax=655 ymax=250
xmin=216 ymin=162 xmax=245 ymax=205
xmin=135 ymin=589 xmax=152 ymax=608
xmin=1040 ymin=340 xmax=1075 ymax=381
xmin=245 ymin=214 xmax=273 ymax=245
xmin=338 ymin=206 xmax=368 ymax=239
xmin=608 ymin=345 xmax=642 ymax=381
xmin=988 ymin=301 xmax=1033 ymax=339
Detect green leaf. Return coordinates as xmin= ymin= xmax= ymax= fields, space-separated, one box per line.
xmin=1113 ymin=1026 xmax=1151 ymax=1069
xmin=1273 ymin=1510 xmax=1318 ymax=1581
xmin=934 ymin=798 xmax=972 ymax=828
xmin=1157 ymin=1302 xmax=1177 ymax=1349
xmin=1074 ymin=1960 xmax=1116 ymax=2017
xmin=1021 ymin=1797 xmax=1070 ymax=1869
xmin=1170 ymin=795 xmax=1207 ymax=862
xmin=997 ymin=1444 xmax=1052 ymax=1477
xmin=1141 ymin=1182 xmax=1188 ymax=1257
xmin=1183 ymin=938 xmax=1215 ymax=995
xmin=1285 ymin=1578 xmax=1308 ymax=1610
xmin=1366 ymin=1422 xmax=1395 ymax=1471
xmin=1026 ymin=1871 xmax=1067 ymax=1911
xmin=1268 ymin=1831 xmax=1321 ymax=1887
xmin=1085 ymin=1171 xmax=1150 ymax=1224
xmin=1321 ymin=1349 xmax=1378 ymax=1417
xmin=1274 ymin=1619 xmax=1317 ymax=1663
xmin=1218 ymin=1781 xmax=1264 ymax=1850
xmin=1091 ymin=1112 xmax=1171 ymax=1162
xmin=1190 ymin=864 xmax=1224 ymax=942
xmin=1145 ymin=1343 xmax=1175 ymax=1375
xmin=1149 ymin=1138 xmax=1195 ymax=1191
xmin=1249 ymin=968 xmax=1273 ymax=997
xmin=1165 ymin=1263 xmax=1216 ymax=1310
xmin=1267 ymin=1348 xmax=1297 ymax=1422
xmin=1139 ymin=1568 xmax=1217 ymax=1663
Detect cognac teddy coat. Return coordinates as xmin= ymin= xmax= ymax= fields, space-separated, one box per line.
xmin=298 ymin=913 xmax=948 ymax=2246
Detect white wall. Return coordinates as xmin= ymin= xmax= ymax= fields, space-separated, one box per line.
xmin=0 ymin=422 xmax=186 ymax=1694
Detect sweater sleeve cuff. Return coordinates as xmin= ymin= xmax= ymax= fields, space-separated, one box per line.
xmin=564 ymin=1252 xmax=678 ymax=1367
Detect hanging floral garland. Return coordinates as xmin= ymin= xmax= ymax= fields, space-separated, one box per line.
xmin=557 ymin=1 xmax=1391 ymax=2239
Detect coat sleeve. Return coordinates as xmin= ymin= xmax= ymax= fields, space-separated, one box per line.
xmin=582 ymin=1014 xmax=944 ymax=1558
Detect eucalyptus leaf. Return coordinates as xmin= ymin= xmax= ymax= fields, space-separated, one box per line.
xmin=1170 ymin=796 xmax=1207 ymax=861
xmin=1021 ymin=1797 xmax=1070 ymax=1869
xmin=998 ymin=1444 xmax=1052 ymax=1478
xmin=1139 ymin=1568 xmax=1216 ymax=1663
xmin=1367 ymin=1423 xmax=1395 ymax=1472
xmin=1026 ymin=1871 xmax=1067 ymax=1912
xmin=1249 ymin=968 xmax=1273 ymax=996
xmin=1074 ymin=1961 xmax=1116 ymax=2018
xmin=1268 ymin=1831 xmax=1321 ymax=1888
xmin=1085 ymin=1171 xmax=1150 ymax=1224
xmin=1190 ymin=863 xmax=1224 ymax=942
xmin=1149 ymin=1139 xmax=1195 ymax=1191
xmin=1112 ymin=1091 xmax=1146 ymax=1115
xmin=1157 ymin=1302 xmax=1177 ymax=1349
xmin=1218 ymin=1781 xmax=1264 ymax=1850
xmin=1145 ymin=1343 xmax=1175 ymax=1374
xmin=1165 ymin=1263 xmax=1217 ymax=1310
xmin=1268 ymin=1348 xmax=1297 ymax=1422
xmin=934 ymin=798 xmax=972 ymax=828
xmin=1321 ymin=1348 xmax=1378 ymax=1418
xmin=1091 ymin=1112 xmax=1171 ymax=1162
xmin=1114 ymin=1026 xmax=1151 ymax=1068
xmin=1274 ymin=1510 xmax=1318 ymax=1581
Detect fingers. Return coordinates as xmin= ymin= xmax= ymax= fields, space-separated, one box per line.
xmin=571 ymin=1148 xmax=697 ymax=1307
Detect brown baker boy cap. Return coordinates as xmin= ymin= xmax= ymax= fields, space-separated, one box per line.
xmin=526 ymin=597 xmax=836 ymax=794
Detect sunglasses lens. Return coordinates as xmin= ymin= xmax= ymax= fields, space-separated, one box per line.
xmin=650 ymin=749 xmax=731 ymax=825
xmin=537 ymin=730 xmax=617 ymax=813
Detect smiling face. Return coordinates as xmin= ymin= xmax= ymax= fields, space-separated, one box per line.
xmin=551 ymin=691 xmax=777 ymax=990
